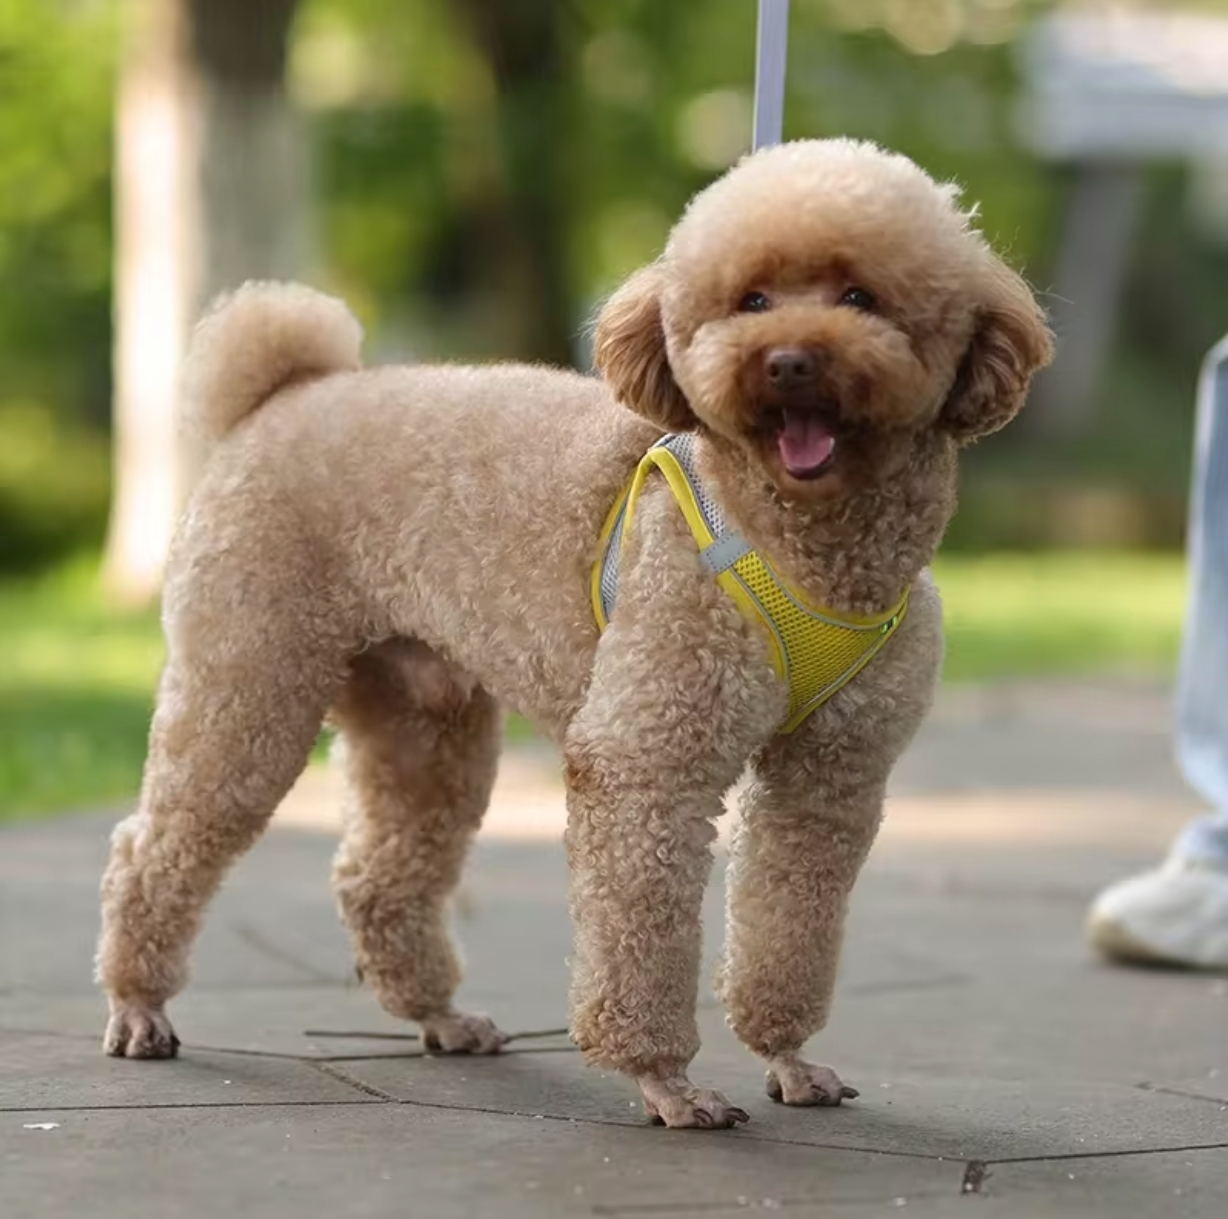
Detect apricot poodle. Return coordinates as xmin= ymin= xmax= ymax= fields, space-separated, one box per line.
xmin=97 ymin=138 xmax=1052 ymax=1129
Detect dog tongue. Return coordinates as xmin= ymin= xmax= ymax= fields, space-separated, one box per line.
xmin=778 ymin=412 xmax=835 ymax=475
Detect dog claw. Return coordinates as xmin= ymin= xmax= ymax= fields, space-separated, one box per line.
xmin=103 ymin=1002 xmax=180 ymax=1060
xmin=766 ymin=1060 xmax=857 ymax=1107
xmin=638 ymin=1075 xmax=749 ymax=1130
xmin=419 ymin=1010 xmax=509 ymax=1055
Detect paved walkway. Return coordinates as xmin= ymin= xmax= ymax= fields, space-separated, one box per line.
xmin=3 ymin=681 xmax=1227 ymax=1217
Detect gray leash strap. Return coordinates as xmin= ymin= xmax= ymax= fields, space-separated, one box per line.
xmin=753 ymin=0 xmax=790 ymax=150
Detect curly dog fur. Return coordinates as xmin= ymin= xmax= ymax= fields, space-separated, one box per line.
xmin=97 ymin=139 xmax=1052 ymax=1129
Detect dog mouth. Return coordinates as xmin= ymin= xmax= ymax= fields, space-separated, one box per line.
xmin=772 ymin=407 xmax=837 ymax=480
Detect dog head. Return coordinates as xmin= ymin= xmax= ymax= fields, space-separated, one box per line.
xmin=594 ymin=139 xmax=1053 ymax=502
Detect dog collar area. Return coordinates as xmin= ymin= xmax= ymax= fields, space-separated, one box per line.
xmin=591 ymin=433 xmax=909 ymax=734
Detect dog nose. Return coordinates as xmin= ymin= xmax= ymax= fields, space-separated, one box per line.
xmin=765 ymin=347 xmax=819 ymax=391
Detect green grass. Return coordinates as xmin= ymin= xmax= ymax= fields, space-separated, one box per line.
xmin=0 ymin=557 xmax=162 ymax=823
xmin=0 ymin=551 xmax=1187 ymax=822
xmin=935 ymin=551 xmax=1185 ymax=682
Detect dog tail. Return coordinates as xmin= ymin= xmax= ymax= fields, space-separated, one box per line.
xmin=182 ymin=280 xmax=364 ymax=448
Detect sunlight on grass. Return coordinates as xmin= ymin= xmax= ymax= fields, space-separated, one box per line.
xmin=934 ymin=552 xmax=1185 ymax=682
xmin=0 ymin=551 xmax=1187 ymax=821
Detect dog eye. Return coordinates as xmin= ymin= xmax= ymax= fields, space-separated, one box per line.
xmin=737 ymin=291 xmax=771 ymax=314
xmin=839 ymin=287 xmax=877 ymax=313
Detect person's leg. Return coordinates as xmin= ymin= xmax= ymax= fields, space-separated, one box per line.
xmin=1173 ymin=336 xmax=1228 ymax=860
xmin=1088 ymin=337 xmax=1228 ymax=968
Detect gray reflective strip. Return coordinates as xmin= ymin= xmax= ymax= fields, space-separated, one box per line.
xmin=599 ymin=550 xmax=616 ymax=623
xmin=663 ymin=434 xmax=721 ymax=536
xmin=599 ymin=438 xmax=674 ymax=623
xmin=700 ymin=532 xmax=753 ymax=573
xmin=601 ymin=433 xmax=730 ymax=620
xmin=598 ymin=502 xmax=627 ymax=622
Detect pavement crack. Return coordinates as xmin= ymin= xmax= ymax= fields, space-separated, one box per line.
xmin=960 ymin=1160 xmax=988 ymax=1195
xmin=846 ymin=972 xmax=971 ymax=998
xmin=1134 ymin=1080 xmax=1228 ymax=1108
xmin=0 ymin=1099 xmax=379 ymax=1114
xmin=988 ymin=1140 xmax=1228 ymax=1166
xmin=729 ymin=1132 xmax=964 ymax=1163
xmin=232 ymin=923 xmax=341 ymax=984
xmin=0 ymin=1028 xmax=358 ymax=1063
xmin=337 ymin=1091 xmax=962 ymax=1163
xmin=7 ymin=979 xmax=354 ymax=997
xmin=309 ymin=1060 xmax=400 ymax=1102
xmin=0 ymin=1025 xmax=99 ymax=1044
xmin=592 ymin=1189 xmax=956 ymax=1216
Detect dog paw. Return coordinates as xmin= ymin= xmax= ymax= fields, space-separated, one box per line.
xmin=420 ymin=1010 xmax=509 ymax=1055
xmin=103 ymin=1002 xmax=180 ymax=1059
xmin=638 ymin=1075 xmax=750 ymax=1130
xmin=766 ymin=1059 xmax=858 ymax=1106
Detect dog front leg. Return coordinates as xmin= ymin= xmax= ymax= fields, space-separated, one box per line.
xmin=560 ymin=628 xmax=779 ymax=1127
xmin=563 ymin=738 xmax=751 ymax=1128
xmin=563 ymin=483 xmax=783 ymax=1126
xmin=717 ymin=740 xmax=883 ymax=1107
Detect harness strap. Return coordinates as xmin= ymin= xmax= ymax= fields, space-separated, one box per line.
xmin=592 ymin=434 xmax=908 ymax=732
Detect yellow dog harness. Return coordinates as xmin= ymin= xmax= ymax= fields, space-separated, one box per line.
xmin=591 ymin=434 xmax=909 ymax=734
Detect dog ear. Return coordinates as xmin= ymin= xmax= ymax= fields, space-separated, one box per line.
xmin=593 ymin=264 xmax=696 ymax=431
xmin=939 ymin=261 xmax=1054 ymax=444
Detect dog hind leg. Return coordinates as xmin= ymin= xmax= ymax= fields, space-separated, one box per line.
xmin=331 ymin=639 xmax=507 ymax=1053
xmin=97 ymin=584 xmax=349 ymax=1058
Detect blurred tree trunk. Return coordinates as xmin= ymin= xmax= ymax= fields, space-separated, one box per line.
xmin=1027 ymin=162 xmax=1144 ymax=439
xmin=103 ymin=0 xmax=306 ymax=605
xmin=455 ymin=0 xmax=573 ymax=365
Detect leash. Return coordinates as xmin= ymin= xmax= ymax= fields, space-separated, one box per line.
xmin=303 ymin=1026 xmax=570 ymax=1045
xmin=753 ymin=0 xmax=790 ymax=150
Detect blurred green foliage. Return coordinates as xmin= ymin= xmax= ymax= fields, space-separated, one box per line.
xmin=0 ymin=0 xmax=115 ymax=571
xmin=5 ymin=0 xmax=1228 ymax=574
xmin=0 ymin=401 xmax=111 ymax=567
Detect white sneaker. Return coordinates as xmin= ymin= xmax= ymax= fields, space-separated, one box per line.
xmin=1087 ymin=854 xmax=1228 ymax=970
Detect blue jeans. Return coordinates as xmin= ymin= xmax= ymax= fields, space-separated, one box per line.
xmin=1174 ymin=339 xmax=1228 ymax=866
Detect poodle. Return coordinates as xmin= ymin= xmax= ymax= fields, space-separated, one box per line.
xmin=96 ymin=138 xmax=1052 ymax=1129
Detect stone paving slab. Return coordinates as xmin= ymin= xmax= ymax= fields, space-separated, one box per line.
xmin=888 ymin=681 xmax=1187 ymax=801
xmin=19 ymin=832 xmax=1209 ymax=1073
xmin=821 ymin=974 xmax=1228 ymax=1088
xmin=4 ymin=681 xmax=1227 ymax=1217
xmin=4 ymin=1098 xmax=1226 ymax=1219
xmin=0 ymin=1102 xmax=968 ymax=1219
xmin=0 ymin=810 xmax=355 ymax=993
xmin=329 ymin=1033 xmax=1228 ymax=1162
xmin=962 ymin=1147 xmax=1228 ymax=1219
xmin=1151 ymin=1076 xmax=1228 ymax=1107
xmin=0 ymin=985 xmax=572 ymax=1061
xmin=0 ymin=820 xmax=577 ymax=998
xmin=656 ymin=1148 xmax=1228 ymax=1219
xmin=0 ymin=1031 xmax=373 ymax=1111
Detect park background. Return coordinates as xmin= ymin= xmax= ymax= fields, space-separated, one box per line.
xmin=1 ymin=0 xmax=1219 ymax=818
